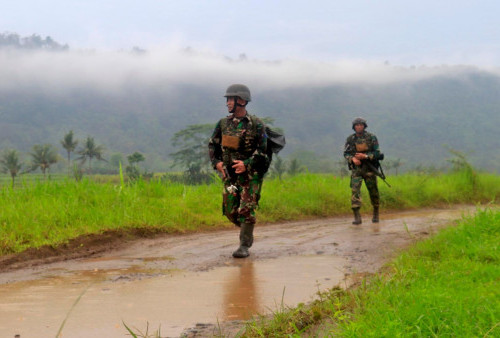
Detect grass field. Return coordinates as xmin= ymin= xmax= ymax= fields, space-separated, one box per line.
xmin=0 ymin=171 xmax=499 ymax=255
xmin=243 ymin=207 xmax=500 ymax=337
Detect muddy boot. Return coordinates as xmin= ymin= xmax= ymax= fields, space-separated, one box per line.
xmin=372 ymin=206 xmax=379 ymax=223
xmin=232 ymin=223 xmax=254 ymax=258
xmin=352 ymin=208 xmax=362 ymax=225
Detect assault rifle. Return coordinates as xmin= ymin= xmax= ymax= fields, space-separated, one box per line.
xmin=344 ymin=143 xmax=391 ymax=187
xmin=365 ymin=154 xmax=391 ymax=187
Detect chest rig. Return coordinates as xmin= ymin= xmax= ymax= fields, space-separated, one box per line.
xmin=351 ymin=133 xmax=373 ymax=153
xmin=220 ymin=114 xmax=258 ymax=164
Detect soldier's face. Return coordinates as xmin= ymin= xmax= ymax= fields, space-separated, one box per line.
xmin=226 ymin=97 xmax=247 ymax=113
xmin=354 ymin=123 xmax=365 ymax=133
xmin=226 ymin=97 xmax=236 ymax=112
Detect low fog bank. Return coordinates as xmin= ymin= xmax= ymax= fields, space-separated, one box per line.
xmin=1 ymin=48 xmax=498 ymax=95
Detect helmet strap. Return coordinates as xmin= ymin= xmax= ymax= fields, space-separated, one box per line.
xmin=236 ymin=98 xmax=248 ymax=107
xmin=227 ymin=97 xmax=237 ymax=114
xmin=227 ymin=97 xmax=248 ymax=115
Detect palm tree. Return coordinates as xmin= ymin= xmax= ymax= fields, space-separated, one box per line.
xmin=0 ymin=149 xmax=23 ymax=187
xmin=127 ymin=152 xmax=145 ymax=165
xmin=30 ymin=144 xmax=58 ymax=179
xmin=60 ymin=130 xmax=78 ymax=176
xmin=76 ymin=137 xmax=106 ymax=174
xmin=287 ymin=158 xmax=304 ymax=176
xmin=272 ymin=156 xmax=287 ymax=180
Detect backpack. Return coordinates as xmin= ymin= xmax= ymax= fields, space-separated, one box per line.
xmin=249 ymin=115 xmax=285 ymax=175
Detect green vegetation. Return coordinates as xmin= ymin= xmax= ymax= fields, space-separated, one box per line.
xmin=243 ymin=207 xmax=500 ymax=337
xmin=2 ymin=62 xmax=500 ymax=172
xmin=0 ymin=171 xmax=499 ymax=256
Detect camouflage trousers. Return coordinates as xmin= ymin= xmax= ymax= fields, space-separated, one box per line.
xmin=223 ymin=172 xmax=263 ymax=226
xmin=350 ymin=167 xmax=379 ymax=209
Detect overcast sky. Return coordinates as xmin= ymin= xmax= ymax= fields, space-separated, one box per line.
xmin=3 ymin=0 xmax=500 ymax=66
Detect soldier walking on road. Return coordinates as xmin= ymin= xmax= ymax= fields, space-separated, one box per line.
xmin=344 ymin=117 xmax=382 ymax=225
xmin=208 ymin=84 xmax=269 ymax=258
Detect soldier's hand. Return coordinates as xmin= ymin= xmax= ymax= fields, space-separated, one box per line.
xmin=216 ymin=162 xmax=226 ymax=178
xmin=352 ymin=157 xmax=361 ymax=166
xmin=354 ymin=153 xmax=368 ymax=160
xmin=232 ymin=160 xmax=246 ymax=174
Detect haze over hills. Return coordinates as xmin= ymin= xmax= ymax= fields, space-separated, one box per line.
xmin=1 ymin=33 xmax=499 ymax=173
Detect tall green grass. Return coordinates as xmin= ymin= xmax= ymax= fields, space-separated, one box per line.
xmin=243 ymin=208 xmax=500 ymax=337
xmin=0 ymin=172 xmax=499 ymax=255
xmin=336 ymin=208 xmax=500 ymax=337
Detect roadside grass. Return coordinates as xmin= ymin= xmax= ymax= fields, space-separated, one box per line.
xmin=242 ymin=208 xmax=500 ymax=337
xmin=0 ymin=171 xmax=499 ymax=255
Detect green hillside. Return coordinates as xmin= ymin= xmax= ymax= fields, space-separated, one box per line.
xmin=0 ymin=35 xmax=498 ymax=173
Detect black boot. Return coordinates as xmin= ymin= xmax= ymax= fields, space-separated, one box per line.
xmin=352 ymin=208 xmax=362 ymax=225
xmin=233 ymin=223 xmax=254 ymax=258
xmin=372 ymin=206 xmax=379 ymax=223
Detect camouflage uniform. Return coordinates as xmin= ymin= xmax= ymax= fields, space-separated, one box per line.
xmin=208 ymin=113 xmax=268 ymax=226
xmin=343 ymin=131 xmax=381 ymax=209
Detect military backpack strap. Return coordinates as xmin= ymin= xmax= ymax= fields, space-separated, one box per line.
xmin=220 ymin=117 xmax=228 ymax=133
xmin=249 ymin=114 xmax=258 ymax=135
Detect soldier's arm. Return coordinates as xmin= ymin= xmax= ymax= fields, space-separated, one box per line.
xmin=208 ymin=120 xmax=223 ymax=170
xmin=343 ymin=138 xmax=355 ymax=163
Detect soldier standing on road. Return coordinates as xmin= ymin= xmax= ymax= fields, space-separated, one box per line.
xmin=208 ymin=84 xmax=269 ymax=258
xmin=344 ymin=117 xmax=382 ymax=225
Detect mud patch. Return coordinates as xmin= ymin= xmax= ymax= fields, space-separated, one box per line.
xmin=0 ymin=227 xmax=175 ymax=273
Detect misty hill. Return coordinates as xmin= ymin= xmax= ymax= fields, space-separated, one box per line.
xmin=261 ymin=71 xmax=500 ymax=172
xmin=0 ymin=44 xmax=499 ymax=173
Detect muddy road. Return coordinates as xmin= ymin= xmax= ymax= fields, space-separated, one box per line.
xmin=0 ymin=207 xmax=472 ymax=337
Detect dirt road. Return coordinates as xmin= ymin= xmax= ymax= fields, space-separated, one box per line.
xmin=0 ymin=207 xmax=472 ymax=337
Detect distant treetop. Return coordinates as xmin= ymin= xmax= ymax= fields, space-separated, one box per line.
xmin=0 ymin=32 xmax=69 ymax=51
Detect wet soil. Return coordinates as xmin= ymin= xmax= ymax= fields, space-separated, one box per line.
xmin=0 ymin=207 xmax=473 ymax=337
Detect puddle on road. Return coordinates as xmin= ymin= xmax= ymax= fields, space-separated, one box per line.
xmin=0 ymin=255 xmax=346 ymax=338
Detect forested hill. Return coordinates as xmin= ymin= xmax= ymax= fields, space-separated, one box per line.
xmin=0 ymin=35 xmax=499 ymax=172
xmin=259 ymin=71 xmax=500 ymax=171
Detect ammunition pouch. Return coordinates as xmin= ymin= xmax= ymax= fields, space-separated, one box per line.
xmin=222 ymin=134 xmax=240 ymax=150
xmin=355 ymin=143 xmax=369 ymax=152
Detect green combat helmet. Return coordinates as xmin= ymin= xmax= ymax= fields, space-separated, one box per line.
xmin=352 ymin=117 xmax=367 ymax=130
xmin=224 ymin=84 xmax=252 ymax=102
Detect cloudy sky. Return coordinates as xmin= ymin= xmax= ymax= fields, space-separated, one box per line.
xmin=3 ymin=0 xmax=500 ymax=66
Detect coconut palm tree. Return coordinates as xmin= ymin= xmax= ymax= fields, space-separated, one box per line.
xmin=60 ymin=130 xmax=78 ymax=176
xmin=287 ymin=158 xmax=304 ymax=176
xmin=0 ymin=149 xmax=23 ymax=187
xmin=29 ymin=144 xmax=58 ymax=179
xmin=76 ymin=136 xmax=106 ymax=174
xmin=272 ymin=156 xmax=287 ymax=180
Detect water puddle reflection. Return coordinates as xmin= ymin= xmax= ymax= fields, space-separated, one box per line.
xmin=0 ymin=255 xmax=346 ymax=337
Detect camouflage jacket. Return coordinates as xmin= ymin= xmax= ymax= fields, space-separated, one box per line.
xmin=343 ymin=131 xmax=381 ymax=165
xmin=208 ymin=113 xmax=268 ymax=175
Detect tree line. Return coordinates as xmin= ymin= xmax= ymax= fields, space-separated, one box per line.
xmin=0 ymin=32 xmax=69 ymax=51
xmin=0 ymin=131 xmax=109 ymax=186
xmin=0 ymin=122 xmax=408 ymax=188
